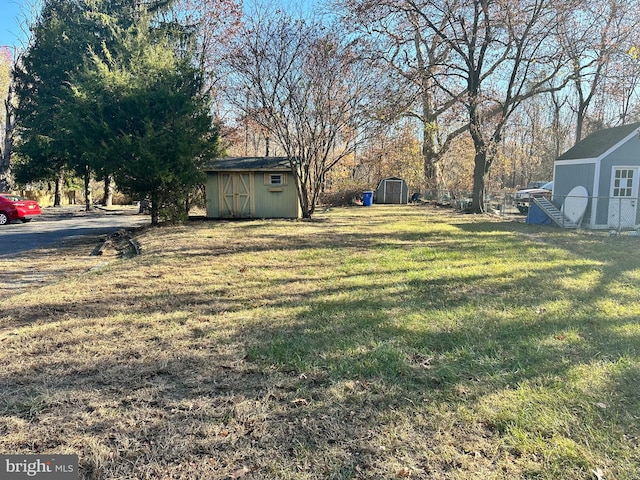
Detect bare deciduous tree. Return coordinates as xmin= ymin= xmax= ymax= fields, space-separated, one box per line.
xmin=558 ymin=0 xmax=640 ymax=143
xmin=170 ymin=0 xmax=242 ymax=95
xmin=226 ymin=6 xmax=391 ymax=217
xmin=403 ymin=0 xmax=570 ymax=212
xmin=338 ymin=0 xmax=468 ymax=194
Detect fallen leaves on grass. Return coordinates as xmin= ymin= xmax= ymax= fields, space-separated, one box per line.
xmin=397 ymin=466 xmax=412 ymax=477
xmin=229 ymin=465 xmax=250 ymax=479
xmin=2 ymin=206 xmax=639 ymax=479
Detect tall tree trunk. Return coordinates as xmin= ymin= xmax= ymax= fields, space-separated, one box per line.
xmin=575 ymin=102 xmax=586 ymax=144
xmin=300 ymin=183 xmax=311 ymax=218
xmin=1 ymin=82 xmax=15 ymax=191
xmin=468 ymin=83 xmax=487 ymax=213
xmin=414 ymin=26 xmax=440 ymax=196
xmin=471 ymin=123 xmax=502 ymax=213
xmin=84 ymin=165 xmax=92 ymax=211
xmin=471 ymin=148 xmax=487 ymax=213
xmin=103 ymin=174 xmax=113 ymax=207
xmin=550 ymin=91 xmax=565 ymax=159
xmin=54 ymin=173 xmax=63 ymax=206
xmin=422 ymin=122 xmax=439 ymax=195
xmin=293 ymin=164 xmax=311 ymax=218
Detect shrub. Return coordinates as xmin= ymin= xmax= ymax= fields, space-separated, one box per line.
xmin=319 ymin=186 xmax=368 ymax=207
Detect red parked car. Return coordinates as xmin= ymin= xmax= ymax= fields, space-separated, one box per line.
xmin=0 ymin=193 xmax=42 ymax=225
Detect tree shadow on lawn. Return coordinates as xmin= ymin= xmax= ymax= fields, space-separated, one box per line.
xmin=0 ymin=337 xmax=287 ymax=478
xmin=245 ymin=311 xmax=638 ymax=476
xmin=235 ymin=224 xmax=640 ymax=476
xmin=1 ymin=213 xmax=639 ymax=478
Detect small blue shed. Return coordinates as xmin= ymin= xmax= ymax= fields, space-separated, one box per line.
xmin=554 ymin=122 xmax=640 ymax=230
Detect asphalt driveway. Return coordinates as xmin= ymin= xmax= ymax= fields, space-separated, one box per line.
xmin=0 ymin=205 xmax=149 ymax=256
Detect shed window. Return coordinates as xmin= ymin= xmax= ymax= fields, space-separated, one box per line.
xmin=265 ymin=173 xmax=286 ymax=186
xmin=614 ymin=169 xmax=634 ymax=197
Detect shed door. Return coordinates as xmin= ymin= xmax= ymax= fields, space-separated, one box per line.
xmin=385 ymin=180 xmax=403 ymax=203
xmin=608 ymin=167 xmax=638 ymax=229
xmin=220 ymin=173 xmax=253 ymax=218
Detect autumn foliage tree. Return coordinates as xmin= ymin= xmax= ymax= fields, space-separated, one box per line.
xmin=338 ymin=0 xmax=467 ymax=194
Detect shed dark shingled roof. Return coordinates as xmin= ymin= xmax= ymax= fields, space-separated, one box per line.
xmin=205 ymin=156 xmax=291 ymax=171
xmin=557 ymin=122 xmax=640 ymax=161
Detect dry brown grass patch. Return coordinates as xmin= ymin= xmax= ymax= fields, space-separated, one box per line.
xmin=1 ymin=207 xmax=638 ymax=479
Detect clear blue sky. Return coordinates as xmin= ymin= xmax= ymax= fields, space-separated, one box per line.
xmin=0 ymin=0 xmax=27 ymax=51
xmin=0 ymin=0 xmax=322 ymax=53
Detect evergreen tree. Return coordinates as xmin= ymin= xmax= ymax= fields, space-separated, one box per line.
xmin=14 ymin=0 xmax=218 ymax=220
xmin=74 ymin=4 xmax=218 ymax=224
xmin=13 ymin=0 xmax=92 ymax=204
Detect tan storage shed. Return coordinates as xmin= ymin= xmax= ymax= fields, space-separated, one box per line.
xmin=204 ymin=157 xmax=301 ymax=219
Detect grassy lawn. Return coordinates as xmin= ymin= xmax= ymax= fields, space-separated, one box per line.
xmin=1 ymin=205 xmax=638 ymax=479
